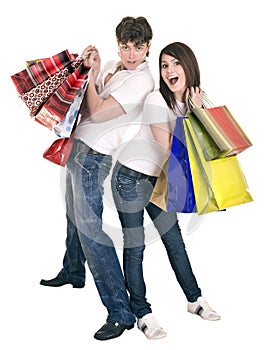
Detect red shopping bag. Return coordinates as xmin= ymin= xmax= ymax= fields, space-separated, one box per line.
xmin=19 ymin=66 xmax=74 ymax=116
xmin=34 ymin=62 xmax=89 ymax=130
xmin=11 ymin=50 xmax=90 ymax=166
xmin=10 ymin=50 xmax=84 ymax=118
xmin=11 ymin=50 xmax=77 ymax=94
xmin=43 ymin=136 xmax=74 ymax=167
xmin=188 ymin=95 xmax=252 ymax=159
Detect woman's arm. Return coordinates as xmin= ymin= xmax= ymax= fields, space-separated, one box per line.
xmin=150 ymin=122 xmax=172 ymax=151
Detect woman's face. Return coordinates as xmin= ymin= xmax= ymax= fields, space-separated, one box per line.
xmin=118 ymin=41 xmax=150 ymax=70
xmin=161 ymin=53 xmax=187 ymax=101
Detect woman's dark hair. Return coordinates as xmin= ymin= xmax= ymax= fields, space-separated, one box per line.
xmin=116 ymin=16 xmax=153 ymax=56
xmin=159 ymin=42 xmax=201 ymax=111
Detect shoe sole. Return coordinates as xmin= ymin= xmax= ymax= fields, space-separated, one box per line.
xmin=40 ymin=281 xmax=84 ymax=288
xmin=188 ymin=310 xmax=221 ymax=321
xmin=72 ymin=284 xmax=85 ymax=288
xmin=94 ymin=324 xmax=134 ymax=341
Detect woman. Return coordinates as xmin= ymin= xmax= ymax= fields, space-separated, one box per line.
xmin=40 ymin=16 xmax=154 ymax=341
xmin=111 ymin=42 xmax=221 ymax=340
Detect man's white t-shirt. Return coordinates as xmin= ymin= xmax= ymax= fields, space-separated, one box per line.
xmin=74 ymin=60 xmax=154 ymax=155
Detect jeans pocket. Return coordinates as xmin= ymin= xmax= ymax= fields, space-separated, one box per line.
xmin=74 ymin=153 xmax=96 ymax=173
xmin=116 ymin=173 xmax=138 ymax=201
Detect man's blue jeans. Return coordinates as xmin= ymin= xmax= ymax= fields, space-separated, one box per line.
xmin=111 ymin=162 xmax=202 ymax=318
xmin=59 ymin=140 xmax=135 ymax=325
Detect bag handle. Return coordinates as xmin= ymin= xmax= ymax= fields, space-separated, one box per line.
xmin=188 ymin=92 xmax=214 ymax=110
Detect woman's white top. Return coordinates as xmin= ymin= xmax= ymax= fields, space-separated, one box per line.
xmin=117 ymin=90 xmax=187 ymax=177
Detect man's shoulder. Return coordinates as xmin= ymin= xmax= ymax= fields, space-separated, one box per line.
xmin=145 ymin=90 xmax=166 ymax=105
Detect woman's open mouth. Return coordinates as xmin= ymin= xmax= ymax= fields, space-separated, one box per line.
xmin=168 ymin=76 xmax=178 ymax=85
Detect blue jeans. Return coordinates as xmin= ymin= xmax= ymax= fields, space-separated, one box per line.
xmin=59 ymin=140 xmax=135 ymax=325
xmin=111 ymin=162 xmax=202 ymax=318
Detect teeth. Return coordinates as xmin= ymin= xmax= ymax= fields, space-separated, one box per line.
xmin=168 ymin=76 xmax=176 ymax=80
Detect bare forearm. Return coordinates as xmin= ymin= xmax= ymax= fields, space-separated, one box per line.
xmin=85 ymin=82 xmax=104 ymax=116
xmin=85 ymin=83 xmax=125 ymax=123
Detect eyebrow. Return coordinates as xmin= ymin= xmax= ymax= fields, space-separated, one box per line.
xmin=161 ymin=58 xmax=177 ymax=64
xmin=120 ymin=43 xmax=146 ymax=47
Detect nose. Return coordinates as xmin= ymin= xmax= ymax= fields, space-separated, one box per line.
xmin=167 ymin=62 xmax=174 ymax=73
xmin=128 ymin=48 xmax=135 ymax=59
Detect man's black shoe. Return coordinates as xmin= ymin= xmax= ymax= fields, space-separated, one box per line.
xmin=40 ymin=276 xmax=85 ymax=288
xmin=94 ymin=322 xmax=134 ymax=341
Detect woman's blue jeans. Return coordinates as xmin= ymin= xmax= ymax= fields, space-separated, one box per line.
xmin=111 ymin=162 xmax=202 ymax=318
xmin=60 ymin=140 xmax=135 ymax=325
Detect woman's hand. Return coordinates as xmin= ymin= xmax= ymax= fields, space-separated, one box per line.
xmin=185 ymin=86 xmax=204 ymax=111
xmin=188 ymin=86 xmax=203 ymax=108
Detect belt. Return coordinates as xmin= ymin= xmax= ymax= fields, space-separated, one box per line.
xmin=75 ymin=139 xmax=106 ymax=156
xmin=117 ymin=162 xmax=156 ymax=181
xmin=87 ymin=148 xmax=105 ymax=155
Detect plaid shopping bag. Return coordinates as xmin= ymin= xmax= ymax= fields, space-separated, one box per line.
xmin=34 ymin=61 xmax=89 ymax=130
xmin=19 ymin=65 xmax=76 ymax=116
xmin=53 ymin=79 xmax=88 ymax=138
xmin=11 ymin=50 xmax=77 ymax=94
xmin=11 ymin=49 xmax=91 ymax=166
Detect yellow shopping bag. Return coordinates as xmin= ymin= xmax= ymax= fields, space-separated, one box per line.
xmin=183 ymin=118 xmax=253 ymax=214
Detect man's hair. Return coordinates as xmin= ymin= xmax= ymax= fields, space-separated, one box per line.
xmin=115 ymin=16 xmax=153 ymax=47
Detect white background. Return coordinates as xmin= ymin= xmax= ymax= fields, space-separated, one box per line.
xmin=1 ymin=0 xmax=272 ymax=349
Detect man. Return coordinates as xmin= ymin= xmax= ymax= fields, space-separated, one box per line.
xmin=40 ymin=16 xmax=154 ymax=341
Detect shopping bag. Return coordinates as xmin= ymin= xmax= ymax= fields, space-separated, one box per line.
xmin=11 ymin=50 xmax=90 ymax=166
xmin=150 ymin=117 xmax=196 ymax=213
xmin=10 ymin=50 xmax=86 ymax=119
xmin=53 ymin=79 xmax=88 ymax=138
xmin=167 ymin=117 xmax=196 ymax=212
xmin=150 ymin=160 xmax=169 ymax=210
xmin=189 ymin=95 xmax=252 ymax=159
xmin=19 ymin=63 xmax=76 ymax=116
xmin=43 ymin=136 xmax=74 ymax=167
xmin=26 ymin=59 xmax=45 ymax=67
xmin=42 ymin=94 xmax=82 ymax=167
xmin=187 ymin=112 xmax=222 ymax=160
xmin=34 ymin=59 xmax=89 ymax=130
xmin=183 ymin=117 xmax=253 ymax=214
xmin=11 ymin=50 xmax=77 ymax=94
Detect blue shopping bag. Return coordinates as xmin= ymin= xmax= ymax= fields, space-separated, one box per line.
xmin=167 ymin=117 xmax=196 ymax=212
